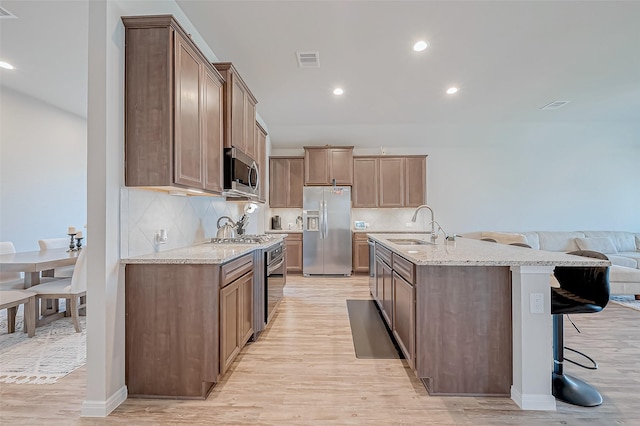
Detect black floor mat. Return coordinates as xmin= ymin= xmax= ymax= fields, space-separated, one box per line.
xmin=346 ymin=299 xmax=401 ymax=359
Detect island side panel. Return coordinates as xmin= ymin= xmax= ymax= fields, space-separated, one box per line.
xmin=125 ymin=263 xmax=219 ymax=399
xmin=415 ymin=265 xmax=512 ymax=396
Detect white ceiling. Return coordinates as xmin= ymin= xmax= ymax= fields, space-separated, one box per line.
xmin=2 ymin=1 xmax=639 ymax=148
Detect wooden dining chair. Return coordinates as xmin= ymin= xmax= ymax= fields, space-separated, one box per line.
xmin=0 ymin=241 xmax=25 ymax=290
xmin=38 ymin=238 xmax=75 ymax=278
xmin=28 ymin=247 xmax=87 ymax=333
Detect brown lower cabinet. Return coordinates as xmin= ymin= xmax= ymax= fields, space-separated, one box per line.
xmin=220 ymin=269 xmax=253 ymax=376
xmin=352 ymin=233 xmax=370 ymax=273
xmin=125 ymin=253 xmax=253 ymax=399
xmin=285 ymin=233 xmax=303 ymax=273
xmin=392 ymin=271 xmax=415 ymax=370
xmin=372 ymin=240 xmax=512 ymax=396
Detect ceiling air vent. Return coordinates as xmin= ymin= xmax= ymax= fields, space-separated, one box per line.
xmin=0 ymin=6 xmax=17 ymax=19
xmin=540 ymin=101 xmax=570 ymax=110
xmin=296 ymin=51 xmax=320 ymax=68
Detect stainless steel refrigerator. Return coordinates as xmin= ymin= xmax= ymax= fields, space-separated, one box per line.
xmin=303 ymin=186 xmax=352 ymax=276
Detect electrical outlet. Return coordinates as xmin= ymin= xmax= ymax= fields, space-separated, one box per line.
xmin=530 ymin=293 xmax=544 ymax=314
xmin=405 ymin=222 xmax=413 ymax=227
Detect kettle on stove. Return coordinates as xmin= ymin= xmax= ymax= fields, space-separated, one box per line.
xmin=216 ymin=216 xmax=237 ymax=239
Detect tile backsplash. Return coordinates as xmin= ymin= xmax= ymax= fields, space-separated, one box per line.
xmin=266 ymin=207 xmax=426 ymax=233
xmin=121 ymin=188 xmax=265 ymax=257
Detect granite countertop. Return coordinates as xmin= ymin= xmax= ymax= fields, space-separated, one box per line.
xmin=121 ymin=236 xmax=285 ymax=265
xmin=368 ymin=233 xmax=611 ymax=267
xmin=353 ymin=229 xmax=419 ymax=233
xmin=266 ymin=229 xmax=301 ymax=234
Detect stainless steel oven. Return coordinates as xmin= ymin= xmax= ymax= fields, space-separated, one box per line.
xmin=265 ymin=241 xmax=285 ymax=324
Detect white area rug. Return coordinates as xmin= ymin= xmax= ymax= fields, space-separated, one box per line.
xmin=0 ymin=303 xmax=86 ymax=384
xmin=610 ymin=295 xmax=640 ymax=312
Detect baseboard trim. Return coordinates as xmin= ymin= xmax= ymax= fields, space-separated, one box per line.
xmin=511 ymin=386 xmax=556 ymax=411
xmin=81 ymin=385 xmax=128 ymax=417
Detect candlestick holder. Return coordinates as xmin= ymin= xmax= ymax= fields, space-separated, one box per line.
xmin=75 ymin=237 xmax=84 ymax=250
xmin=67 ymin=233 xmax=77 ymax=252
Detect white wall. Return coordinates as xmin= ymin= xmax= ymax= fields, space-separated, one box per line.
xmin=273 ymin=122 xmax=640 ymax=234
xmin=0 ymin=87 xmax=87 ymax=251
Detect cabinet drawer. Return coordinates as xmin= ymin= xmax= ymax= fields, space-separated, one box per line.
xmin=393 ymin=254 xmax=415 ymax=284
xmin=375 ymin=243 xmax=392 ymax=266
xmin=221 ymin=253 xmax=253 ymax=287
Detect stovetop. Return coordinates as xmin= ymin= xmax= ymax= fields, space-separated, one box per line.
xmin=210 ymin=234 xmax=275 ymax=244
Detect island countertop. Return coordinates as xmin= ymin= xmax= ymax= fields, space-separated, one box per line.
xmin=367 ymin=233 xmax=611 ymax=267
xmin=121 ymin=236 xmax=285 ymax=265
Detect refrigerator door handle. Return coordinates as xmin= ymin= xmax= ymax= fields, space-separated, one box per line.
xmin=323 ymin=199 xmax=329 ymax=238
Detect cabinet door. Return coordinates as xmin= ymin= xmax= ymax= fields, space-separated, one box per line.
xmin=288 ymin=158 xmax=304 ymax=207
xmin=231 ymin=78 xmax=247 ymax=154
xmin=220 ymin=281 xmax=240 ymax=375
xmin=174 ymin=35 xmax=203 ymax=188
xmin=392 ymin=271 xmax=415 ymax=369
xmin=329 ymin=148 xmax=354 ymax=185
xmin=245 ymin=100 xmax=256 ymax=161
xmin=352 ymin=234 xmax=370 ymax=273
xmin=304 ymin=148 xmax=329 ymax=185
xmin=203 ymin=67 xmax=224 ymax=193
xmin=376 ymin=256 xmax=393 ymax=326
xmin=285 ymin=234 xmax=303 ymax=273
xmin=404 ymin=157 xmax=426 ymax=207
xmin=239 ymin=272 xmax=254 ymax=346
xmin=256 ymin=124 xmax=267 ymax=203
xmin=353 ymin=158 xmax=378 ymax=207
xmin=269 ymin=158 xmax=288 ymax=208
xmin=379 ymin=157 xmax=405 ymax=207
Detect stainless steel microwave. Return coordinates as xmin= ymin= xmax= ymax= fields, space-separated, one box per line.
xmin=223 ymin=147 xmax=259 ymax=198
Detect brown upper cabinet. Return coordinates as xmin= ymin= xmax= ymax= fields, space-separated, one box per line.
xmin=353 ymin=156 xmax=427 ymax=208
xmin=255 ymin=122 xmax=268 ymax=203
xmin=269 ymin=157 xmax=304 ymax=208
xmin=123 ymin=15 xmax=225 ymax=194
xmin=303 ymin=146 xmax=353 ymax=186
xmin=213 ymin=63 xmax=258 ymax=163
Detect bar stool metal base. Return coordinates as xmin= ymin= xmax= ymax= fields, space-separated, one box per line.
xmin=552 ymin=372 xmax=603 ymax=407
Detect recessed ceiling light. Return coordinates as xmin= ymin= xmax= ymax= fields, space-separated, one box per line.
xmin=0 ymin=61 xmax=15 ymax=70
xmin=446 ymin=87 xmax=458 ymax=95
xmin=413 ymin=41 xmax=428 ymax=52
xmin=333 ymin=88 xmax=344 ymax=96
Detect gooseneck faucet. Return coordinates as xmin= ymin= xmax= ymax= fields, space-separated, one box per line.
xmin=411 ymin=204 xmax=438 ymax=243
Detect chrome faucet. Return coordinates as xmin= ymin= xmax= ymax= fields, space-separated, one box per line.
xmin=411 ymin=204 xmax=438 ymax=243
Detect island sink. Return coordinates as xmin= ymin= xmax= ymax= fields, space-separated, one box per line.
xmin=386 ymin=238 xmax=433 ymax=245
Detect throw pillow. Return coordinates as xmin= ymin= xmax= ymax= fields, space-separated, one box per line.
xmin=574 ymin=237 xmax=618 ymax=254
xmin=481 ymin=231 xmax=528 ymax=245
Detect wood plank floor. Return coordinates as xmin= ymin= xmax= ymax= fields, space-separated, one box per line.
xmin=1 ymin=275 xmax=639 ymax=425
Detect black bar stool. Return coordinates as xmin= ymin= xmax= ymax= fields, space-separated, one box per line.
xmin=551 ymin=250 xmax=610 ymax=407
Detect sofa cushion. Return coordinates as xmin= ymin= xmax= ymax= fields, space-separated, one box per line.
xmin=582 ymin=231 xmax=637 ymax=252
xmin=617 ymin=251 xmax=640 ymax=267
xmin=521 ymin=232 xmax=540 ymax=250
xmin=610 ymin=265 xmax=640 ymax=283
xmin=607 ymin=254 xmax=638 ymax=269
xmin=481 ymin=231 xmax=528 ymax=245
xmin=537 ymin=231 xmax=585 ymax=252
xmin=575 ymin=237 xmax=618 ymax=254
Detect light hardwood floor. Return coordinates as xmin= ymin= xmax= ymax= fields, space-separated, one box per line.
xmin=1 ymin=275 xmax=639 ymax=425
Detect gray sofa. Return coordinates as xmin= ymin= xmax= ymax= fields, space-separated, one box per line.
xmin=475 ymin=231 xmax=640 ymax=296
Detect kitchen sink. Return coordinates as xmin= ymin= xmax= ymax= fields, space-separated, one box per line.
xmin=387 ymin=238 xmax=433 ymax=246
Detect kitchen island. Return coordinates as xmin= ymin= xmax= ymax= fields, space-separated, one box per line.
xmin=367 ymin=233 xmax=610 ymax=411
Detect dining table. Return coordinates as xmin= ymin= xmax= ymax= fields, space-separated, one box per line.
xmin=0 ymin=247 xmax=82 ymax=319
xmin=0 ymin=247 xmax=80 ymax=288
